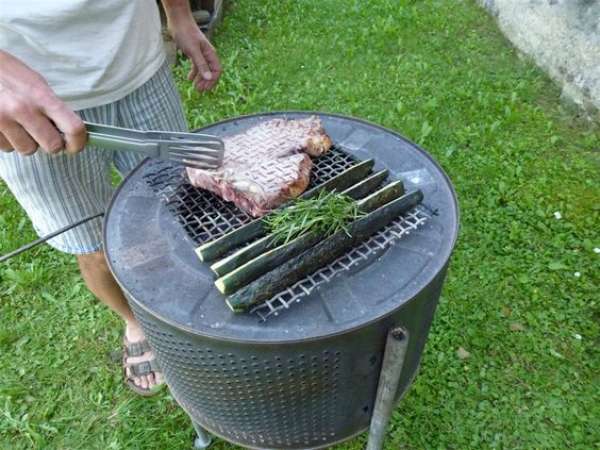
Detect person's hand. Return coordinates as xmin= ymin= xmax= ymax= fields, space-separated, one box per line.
xmin=0 ymin=51 xmax=86 ymax=156
xmin=169 ymin=18 xmax=222 ymax=92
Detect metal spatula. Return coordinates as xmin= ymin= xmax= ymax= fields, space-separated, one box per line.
xmin=85 ymin=121 xmax=224 ymax=169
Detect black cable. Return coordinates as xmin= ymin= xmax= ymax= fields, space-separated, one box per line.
xmin=0 ymin=212 xmax=105 ymax=263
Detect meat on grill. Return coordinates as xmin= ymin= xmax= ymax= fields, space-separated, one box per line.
xmin=186 ymin=116 xmax=332 ymax=217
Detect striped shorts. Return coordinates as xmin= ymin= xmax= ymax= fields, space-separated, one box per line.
xmin=0 ymin=61 xmax=188 ymax=254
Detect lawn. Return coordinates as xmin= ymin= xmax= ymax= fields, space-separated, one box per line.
xmin=1 ymin=0 xmax=599 ymax=449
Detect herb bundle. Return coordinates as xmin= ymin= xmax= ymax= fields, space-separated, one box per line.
xmin=264 ymin=191 xmax=363 ymax=245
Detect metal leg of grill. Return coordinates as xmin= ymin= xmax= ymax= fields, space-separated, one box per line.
xmin=365 ymin=327 xmax=409 ymax=450
xmin=192 ymin=421 xmax=212 ymax=449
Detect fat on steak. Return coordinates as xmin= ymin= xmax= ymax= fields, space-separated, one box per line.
xmin=186 ymin=116 xmax=332 ymax=217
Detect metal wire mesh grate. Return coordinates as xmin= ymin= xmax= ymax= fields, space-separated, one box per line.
xmin=143 ymin=146 xmax=358 ymax=244
xmin=143 ymin=145 xmax=427 ymax=321
xmin=250 ymin=208 xmax=429 ymax=321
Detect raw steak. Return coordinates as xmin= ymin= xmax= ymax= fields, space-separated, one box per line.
xmin=186 ymin=116 xmax=332 ymax=217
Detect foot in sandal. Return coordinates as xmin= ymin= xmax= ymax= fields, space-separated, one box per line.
xmin=123 ymin=322 xmax=165 ymax=396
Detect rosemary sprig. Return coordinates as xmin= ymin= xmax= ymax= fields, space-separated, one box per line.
xmin=264 ymin=191 xmax=363 ymax=245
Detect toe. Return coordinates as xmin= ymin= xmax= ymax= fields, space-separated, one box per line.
xmin=126 ymin=367 xmax=137 ymax=386
xmin=147 ymin=372 xmax=156 ymax=388
xmin=124 ymin=334 xmax=164 ymax=393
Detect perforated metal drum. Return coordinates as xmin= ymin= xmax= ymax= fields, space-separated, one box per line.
xmin=104 ymin=112 xmax=459 ymax=449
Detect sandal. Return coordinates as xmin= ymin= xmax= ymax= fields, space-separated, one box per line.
xmin=123 ymin=337 xmax=165 ymax=397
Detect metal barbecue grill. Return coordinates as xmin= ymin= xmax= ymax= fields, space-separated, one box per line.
xmin=104 ymin=112 xmax=459 ymax=449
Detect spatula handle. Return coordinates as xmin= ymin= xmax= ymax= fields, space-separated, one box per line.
xmin=84 ymin=122 xmax=158 ymax=155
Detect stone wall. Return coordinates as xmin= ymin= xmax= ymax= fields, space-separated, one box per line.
xmin=479 ymin=0 xmax=600 ymax=117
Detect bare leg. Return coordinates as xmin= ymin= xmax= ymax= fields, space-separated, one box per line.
xmin=77 ymin=250 xmax=164 ymax=390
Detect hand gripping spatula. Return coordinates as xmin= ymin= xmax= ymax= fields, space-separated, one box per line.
xmin=0 ymin=122 xmax=225 ymax=263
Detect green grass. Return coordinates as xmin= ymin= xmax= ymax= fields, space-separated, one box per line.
xmin=1 ymin=0 xmax=599 ymax=448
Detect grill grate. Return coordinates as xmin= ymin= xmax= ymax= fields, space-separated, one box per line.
xmin=144 ymin=146 xmax=358 ymax=245
xmin=143 ymin=145 xmax=427 ymax=321
xmin=251 ymin=208 xmax=428 ymax=321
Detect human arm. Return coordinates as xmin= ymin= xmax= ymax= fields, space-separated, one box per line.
xmin=0 ymin=50 xmax=86 ymax=155
xmin=161 ymin=0 xmax=222 ymax=91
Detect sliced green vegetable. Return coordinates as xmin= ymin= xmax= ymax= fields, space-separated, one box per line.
xmin=216 ymin=181 xmax=408 ymax=295
xmin=210 ymin=234 xmax=271 ymax=277
xmin=225 ymin=189 xmax=423 ymax=311
xmin=341 ymin=169 xmax=389 ymax=199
